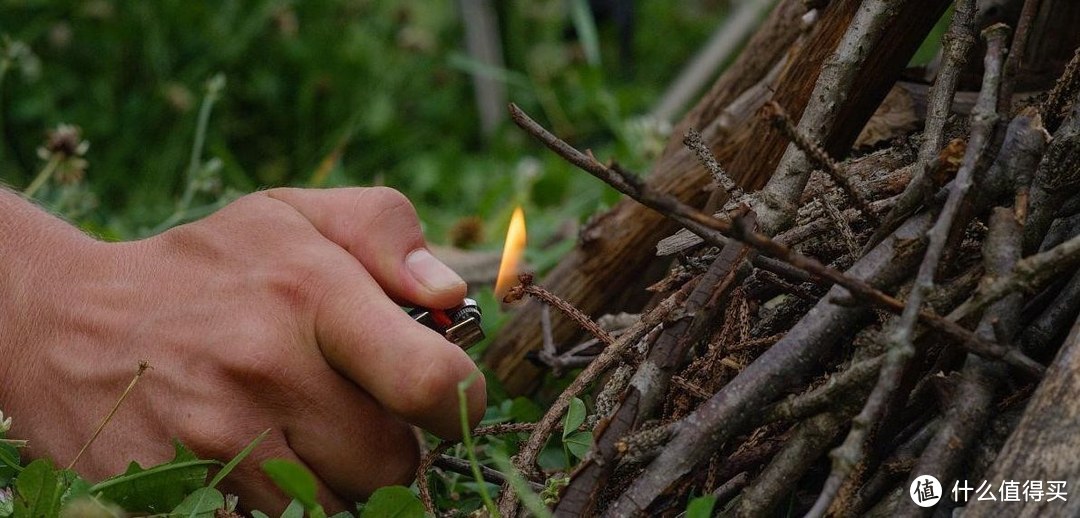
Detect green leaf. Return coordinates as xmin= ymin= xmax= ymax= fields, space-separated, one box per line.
xmin=250 ymin=511 xmax=272 ymax=518
xmin=279 ymin=499 xmax=304 ymax=518
xmin=563 ymin=431 xmax=592 ymax=460
xmin=358 ymin=486 xmax=422 ymax=518
xmin=89 ymin=441 xmax=218 ymax=514
xmin=209 ymin=429 xmax=268 ymax=489
xmin=685 ymin=495 xmax=717 ymax=518
xmin=0 ymin=441 xmax=21 ymax=486
xmin=13 ymin=459 xmax=64 ymax=518
xmin=59 ymin=470 xmax=92 ymax=504
xmin=261 ymin=459 xmax=323 ymax=516
xmin=172 ymin=487 xmax=225 ymax=518
xmin=507 ymin=397 xmax=543 ymax=423
xmin=327 ymin=512 xmax=354 ymax=518
xmin=563 ymin=398 xmax=587 ymax=440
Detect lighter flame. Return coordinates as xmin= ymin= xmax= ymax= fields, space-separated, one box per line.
xmin=494 ymin=206 xmax=527 ymax=300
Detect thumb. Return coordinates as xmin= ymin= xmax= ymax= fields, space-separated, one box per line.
xmin=263 ymin=187 xmax=467 ymax=308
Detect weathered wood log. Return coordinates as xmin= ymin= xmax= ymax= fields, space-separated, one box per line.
xmin=724 ymin=0 xmax=950 ymax=191
xmin=962 ymin=314 xmax=1080 ymax=517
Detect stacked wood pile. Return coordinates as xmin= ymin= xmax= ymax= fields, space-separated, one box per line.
xmin=436 ymin=0 xmax=1080 ymax=515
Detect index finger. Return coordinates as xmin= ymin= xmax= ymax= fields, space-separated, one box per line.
xmin=314 ymin=262 xmax=487 ymax=440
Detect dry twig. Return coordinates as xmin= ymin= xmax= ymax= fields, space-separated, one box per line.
xmin=69 ymin=361 xmax=150 ymax=470
xmin=684 ymin=127 xmax=743 ymax=200
xmin=762 ymin=100 xmax=878 ymax=225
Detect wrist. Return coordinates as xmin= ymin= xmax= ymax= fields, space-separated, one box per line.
xmin=0 ymin=189 xmax=101 ymax=384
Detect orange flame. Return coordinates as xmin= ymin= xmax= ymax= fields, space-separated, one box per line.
xmin=494 ymin=206 xmax=527 ymax=300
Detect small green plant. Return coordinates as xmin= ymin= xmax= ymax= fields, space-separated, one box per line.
xmin=260 ymin=459 xmax=327 ymax=518
xmin=0 ymin=426 xmax=277 ymax=518
xmin=561 ymin=397 xmax=591 ymax=463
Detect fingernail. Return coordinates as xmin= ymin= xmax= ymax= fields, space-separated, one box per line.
xmin=406 ymin=249 xmax=465 ymax=293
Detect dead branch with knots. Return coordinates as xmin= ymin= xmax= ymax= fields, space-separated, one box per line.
xmin=421 ymin=0 xmax=1080 ymax=515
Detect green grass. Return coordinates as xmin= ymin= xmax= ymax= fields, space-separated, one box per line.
xmin=0 ymin=0 xmax=726 ymax=245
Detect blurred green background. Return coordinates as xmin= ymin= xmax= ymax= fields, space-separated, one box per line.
xmin=0 ymin=0 xmax=730 ymax=247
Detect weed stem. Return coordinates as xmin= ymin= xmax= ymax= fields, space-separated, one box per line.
xmin=22 ymin=155 xmax=61 ymax=199
xmin=68 ymin=361 xmax=150 ymax=470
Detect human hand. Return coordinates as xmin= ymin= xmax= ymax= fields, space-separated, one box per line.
xmin=0 ymin=187 xmax=486 ymax=511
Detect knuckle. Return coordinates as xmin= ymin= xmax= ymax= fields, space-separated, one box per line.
xmin=399 ymin=356 xmax=460 ymax=417
xmin=397 ymin=352 xmax=481 ymax=427
xmin=364 ymin=186 xmax=413 ymax=214
xmin=225 ymin=192 xmax=279 ymax=219
xmin=178 ymin=406 xmax=245 ymax=461
xmin=266 ymin=252 xmax=328 ymax=312
xmin=214 ymin=322 xmax=295 ymax=390
xmin=360 ymin=188 xmax=421 ymax=234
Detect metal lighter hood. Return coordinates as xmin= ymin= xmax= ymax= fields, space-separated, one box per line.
xmin=408 ymin=298 xmax=485 ymax=349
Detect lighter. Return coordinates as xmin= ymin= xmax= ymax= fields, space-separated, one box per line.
xmin=408 ymin=298 xmax=485 ymax=349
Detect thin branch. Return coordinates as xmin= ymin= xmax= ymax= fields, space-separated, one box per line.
xmin=1023 ymin=97 xmax=1080 ymax=253
xmin=419 ymin=422 xmax=537 ymax=514
xmin=736 ymin=409 xmax=856 ymax=516
xmin=509 ymin=102 xmax=1042 ymax=376
xmin=847 ymin=418 xmax=941 ymax=516
xmin=751 ymin=0 xmax=908 ymax=235
xmin=949 ymin=230 xmax=1080 ymax=323
xmin=418 ymin=441 xmax=454 ymax=514
xmin=977 ymin=108 xmax=1050 ymax=226
xmin=504 ymin=276 xmax=691 ymax=482
xmin=711 ymin=472 xmax=752 ymax=505
xmin=540 ymin=305 xmax=555 ymax=357
xmin=1020 ymin=268 xmax=1080 ymax=357
xmin=555 ymin=226 xmax=753 ymax=515
xmin=920 ymin=0 xmax=978 ymax=164
xmin=684 ymin=127 xmax=744 ymax=200
xmin=820 ymin=194 xmax=860 ymax=260
xmin=475 ymin=422 xmax=537 ymax=436
xmin=504 ymin=272 xmax=614 ymax=346
xmin=434 ymin=455 xmax=545 ymax=492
